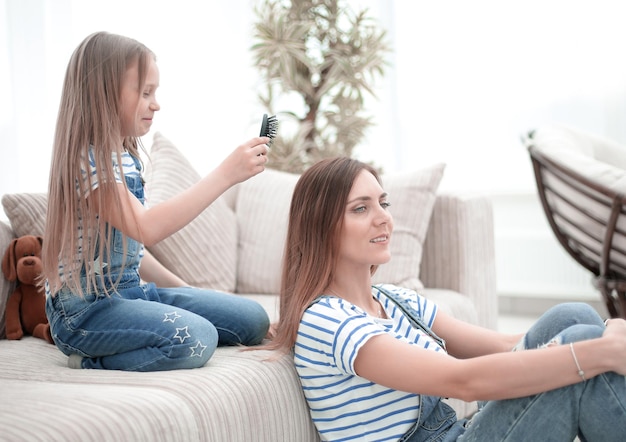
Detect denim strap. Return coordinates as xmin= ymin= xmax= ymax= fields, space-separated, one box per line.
xmin=374 ymin=285 xmax=447 ymax=351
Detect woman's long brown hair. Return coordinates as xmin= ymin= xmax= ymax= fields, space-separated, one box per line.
xmin=266 ymin=157 xmax=380 ymax=353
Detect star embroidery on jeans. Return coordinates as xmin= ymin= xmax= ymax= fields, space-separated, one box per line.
xmin=190 ymin=341 xmax=207 ymax=358
xmin=173 ymin=326 xmax=191 ymax=343
xmin=92 ymin=256 xmax=108 ymax=275
xmin=163 ymin=311 xmax=182 ymax=323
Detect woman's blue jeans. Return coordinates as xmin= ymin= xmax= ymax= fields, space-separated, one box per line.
xmin=402 ymin=303 xmax=625 ymax=441
xmin=46 ymin=281 xmax=270 ymax=371
xmin=459 ymin=302 xmax=626 ymax=442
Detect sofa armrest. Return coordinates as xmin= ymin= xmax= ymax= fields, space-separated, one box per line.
xmin=0 ymin=220 xmax=16 ymax=339
xmin=420 ymin=193 xmax=498 ymax=330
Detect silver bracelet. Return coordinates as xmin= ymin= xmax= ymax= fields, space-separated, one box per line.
xmin=569 ymin=342 xmax=586 ymax=382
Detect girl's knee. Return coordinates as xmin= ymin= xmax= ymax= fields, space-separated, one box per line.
xmin=172 ymin=324 xmax=218 ymax=369
xmin=241 ymin=302 xmax=270 ymax=345
xmin=253 ymin=305 xmax=271 ymax=340
xmin=221 ymin=298 xmax=270 ymax=345
xmin=186 ymin=339 xmax=217 ymax=368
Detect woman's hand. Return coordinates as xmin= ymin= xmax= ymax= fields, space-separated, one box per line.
xmin=603 ymin=318 xmax=626 ymax=375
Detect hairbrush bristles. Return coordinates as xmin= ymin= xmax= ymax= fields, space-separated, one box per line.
xmin=259 ymin=114 xmax=279 ymax=147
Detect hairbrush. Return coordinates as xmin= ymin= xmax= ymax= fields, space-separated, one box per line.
xmin=259 ymin=114 xmax=279 ymax=147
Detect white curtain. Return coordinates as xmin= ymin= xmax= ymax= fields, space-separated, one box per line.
xmin=2 ymin=0 xmax=626 ymax=195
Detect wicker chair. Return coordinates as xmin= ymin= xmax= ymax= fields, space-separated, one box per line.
xmin=525 ymin=125 xmax=626 ymax=319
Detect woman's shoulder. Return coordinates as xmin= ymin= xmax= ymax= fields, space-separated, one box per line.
xmin=299 ymin=296 xmax=386 ymax=350
xmin=303 ymin=295 xmax=376 ymax=327
xmin=306 ymin=295 xmax=360 ymax=315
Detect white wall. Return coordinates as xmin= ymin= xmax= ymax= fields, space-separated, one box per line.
xmin=492 ymin=193 xmax=598 ymax=297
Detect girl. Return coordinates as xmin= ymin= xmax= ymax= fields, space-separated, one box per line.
xmin=268 ymin=157 xmax=626 ymax=441
xmin=42 ymin=32 xmax=270 ymax=371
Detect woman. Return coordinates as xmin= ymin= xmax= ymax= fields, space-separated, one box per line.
xmin=267 ymin=157 xmax=626 ymax=441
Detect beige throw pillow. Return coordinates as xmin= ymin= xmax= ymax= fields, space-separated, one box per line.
xmin=372 ymin=164 xmax=446 ymax=291
xmin=144 ymin=133 xmax=238 ymax=292
xmin=2 ymin=193 xmax=47 ymax=237
xmin=234 ymin=169 xmax=299 ymax=294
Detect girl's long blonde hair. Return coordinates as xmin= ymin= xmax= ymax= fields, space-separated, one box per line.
xmin=267 ymin=157 xmax=380 ymax=353
xmin=42 ymin=32 xmax=153 ymax=296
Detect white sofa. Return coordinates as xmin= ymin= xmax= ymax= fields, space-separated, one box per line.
xmin=0 ymin=133 xmax=497 ymax=442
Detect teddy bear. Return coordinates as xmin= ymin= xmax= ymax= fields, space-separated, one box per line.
xmin=1 ymin=235 xmax=53 ymax=343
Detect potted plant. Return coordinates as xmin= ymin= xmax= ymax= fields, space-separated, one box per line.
xmin=251 ymin=0 xmax=390 ymax=173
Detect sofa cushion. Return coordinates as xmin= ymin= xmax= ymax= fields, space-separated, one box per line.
xmin=144 ymin=133 xmax=238 ymax=292
xmin=373 ymin=164 xmax=446 ymax=291
xmin=235 ymin=163 xmax=445 ymax=294
xmin=235 ymin=169 xmax=299 ymax=294
xmin=2 ymin=192 xmax=47 ymax=237
xmin=0 ymin=337 xmax=320 ymax=441
xmin=529 ymin=124 xmax=626 ymax=191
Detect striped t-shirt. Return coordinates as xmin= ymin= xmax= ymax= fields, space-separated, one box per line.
xmin=295 ymin=283 xmax=445 ymax=442
xmin=46 ymin=149 xmax=144 ymax=296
